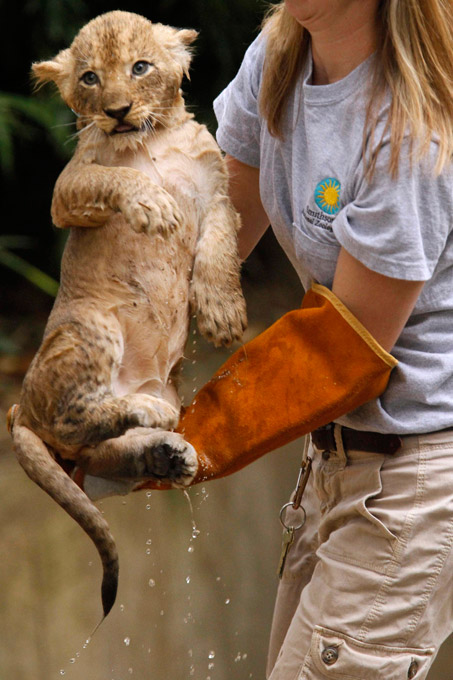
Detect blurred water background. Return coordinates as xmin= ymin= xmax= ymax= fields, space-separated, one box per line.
xmin=1 ymin=1 xmax=452 ymax=678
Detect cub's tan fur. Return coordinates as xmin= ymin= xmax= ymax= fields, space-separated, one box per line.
xmin=8 ymin=10 xmax=246 ymax=617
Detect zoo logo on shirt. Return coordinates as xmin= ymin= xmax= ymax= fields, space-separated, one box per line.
xmin=314 ymin=178 xmax=341 ymax=216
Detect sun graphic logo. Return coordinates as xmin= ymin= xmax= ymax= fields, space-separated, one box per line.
xmin=314 ymin=177 xmax=341 ymax=215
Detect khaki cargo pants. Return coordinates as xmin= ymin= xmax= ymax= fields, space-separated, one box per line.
xmin=267 ymin=427 xmax=453 ymax=680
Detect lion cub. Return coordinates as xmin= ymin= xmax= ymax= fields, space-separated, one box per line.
xmin=8 ymin=10 xmax=246 ymax=618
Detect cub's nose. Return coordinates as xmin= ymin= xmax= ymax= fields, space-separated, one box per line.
xmin=104 ymin=104 xmax=132 ymax=120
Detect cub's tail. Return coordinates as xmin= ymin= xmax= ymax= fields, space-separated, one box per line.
xmin=8 ymin=407 xmax=118 ymax=617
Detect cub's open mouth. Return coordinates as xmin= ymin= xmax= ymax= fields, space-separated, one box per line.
xmin=111 ymin=123 xmax=138 ymax=135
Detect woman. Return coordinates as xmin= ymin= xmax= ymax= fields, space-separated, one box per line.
xmin=81 ymin=1 xmax=453 ymax=676
xmin=179 ymin=1 xmax=453 ymax=678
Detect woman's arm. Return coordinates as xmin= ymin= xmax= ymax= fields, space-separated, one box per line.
xmin=333 ymin=247 xmax=425 ymax=352
xmin=224 ymin=154 xmax=270 ymax=260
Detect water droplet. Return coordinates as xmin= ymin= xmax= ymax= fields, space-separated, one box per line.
xmin=59 ymin=671 xmax=65 ymax=676
xmin=189 ymin=665 xmax=195 ymax=676
xmin=160 ymin=610 xmax=165 ymax=616
xmin=209 ymin=661 xmax=215 ymax=669
xmin=216 ymin=576 xmax=221 ymax=582
xmin=146 ymin=548 xmax=151 ymax=555
xmin=146 ymin=538 xmax=152 ymax=545
xmin=120 ymin=604 xmax=125 ymax=612
xmin=192 ymin=528 xmax=200 ymax=539
xmin=234 ymin=653 xmax=242 ymax=663
xmin=124 ymin=637 xmax=131 ymax=646
xmin=186 ymin=576 xmax=191 ymax=584
xmin=225 ymin=598 xmax=231 ymax=604
xmin=188 ymin=545 xmax=194 ymax=553
xmin=69 ymin=658 xmax=76 ymax=664
xmin=146 ymin=504 xmax=151 ymax=510
xmin=146 ymin=491 xmax=152 ymax=498
xmin=148 ymin=579 xmax=156 ymax=587
xmin=208 ymin=651 xmax=215 ymax=659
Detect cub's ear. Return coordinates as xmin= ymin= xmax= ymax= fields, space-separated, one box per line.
xmin=31 ymin=48 xmax=72 ymax=98
xmin=156 ymin=25 xmax=198 ymax=79
xmin=177 ymin=28 xmax=199 ymax=46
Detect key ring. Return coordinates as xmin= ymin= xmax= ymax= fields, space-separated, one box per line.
xmin=279 ymin=502 xmax=306 ymax=531
xmin=278 ymin=437 xmax=312 ymax=532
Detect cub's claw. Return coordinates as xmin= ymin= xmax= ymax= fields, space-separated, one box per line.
xmin=121 ymin=185 xmax=183 ymax=238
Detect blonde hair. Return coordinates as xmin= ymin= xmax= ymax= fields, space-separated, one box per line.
xmin=260 ymin=1 xmax=453 ymax=177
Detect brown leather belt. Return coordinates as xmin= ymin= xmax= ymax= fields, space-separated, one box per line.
xmin=311 ymin=423 xmax=402 ymax=455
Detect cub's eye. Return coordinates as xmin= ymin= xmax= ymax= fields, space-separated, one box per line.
xmin=132 ymin=61 xmax=152 ymax=76
xmin=81 ymin=71 xmax=99 ymax=86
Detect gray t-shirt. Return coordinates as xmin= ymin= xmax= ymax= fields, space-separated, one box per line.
xmin=214 ymin=35 xmax=453 ymax=435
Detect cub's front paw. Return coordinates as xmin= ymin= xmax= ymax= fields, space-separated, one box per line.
xmin=192 ymin=285 xmax=247 ymax=347
xmin=120 ymin=185 xmax=183 ymax=238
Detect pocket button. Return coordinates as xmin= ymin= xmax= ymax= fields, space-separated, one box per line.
xmin=321 ymin=646 xmax=339 ymax=665
xmin=408 ymin=660 xmax=419 ymax=678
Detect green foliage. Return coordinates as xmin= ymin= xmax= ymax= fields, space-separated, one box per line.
xmin=23 ymin=0 xmax=89 ymax=47
xmin=0 ymin=93 xmax=73 ymax=176
xmin=0 ymin=236 xmax=59 ymax=297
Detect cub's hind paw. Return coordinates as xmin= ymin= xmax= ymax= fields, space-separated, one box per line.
xmin=143 ymin=433 xmax=198 ymax=487
xmin=131 ymin=394 xmax=179 ymax=431
xmin=98 ymin=430 xmax=198 ymax=488
xmin=77 ymin=426 xmax=197 ymax=498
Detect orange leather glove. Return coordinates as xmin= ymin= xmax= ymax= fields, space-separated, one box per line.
xmin=137 ymin=282 xmax=397 ymax=488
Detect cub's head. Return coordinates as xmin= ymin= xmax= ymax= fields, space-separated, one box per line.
xmin=32 ymin=11 xmax=197 ymax=149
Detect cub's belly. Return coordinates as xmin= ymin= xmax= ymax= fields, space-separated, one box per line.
xmin=64 ymin=215 xmax=195 ymax=290
xmin=113 ymin=289 xmax=190 ymax=404
xmin=61 ymin=216 xmax=193 ymax=404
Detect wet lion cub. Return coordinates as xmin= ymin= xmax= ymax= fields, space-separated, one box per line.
xmin=8 ymin=10 xmax=246 ymax=618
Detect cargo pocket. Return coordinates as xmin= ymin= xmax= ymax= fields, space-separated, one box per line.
xmin=299 ymin=626 xmax=434 ymax=680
